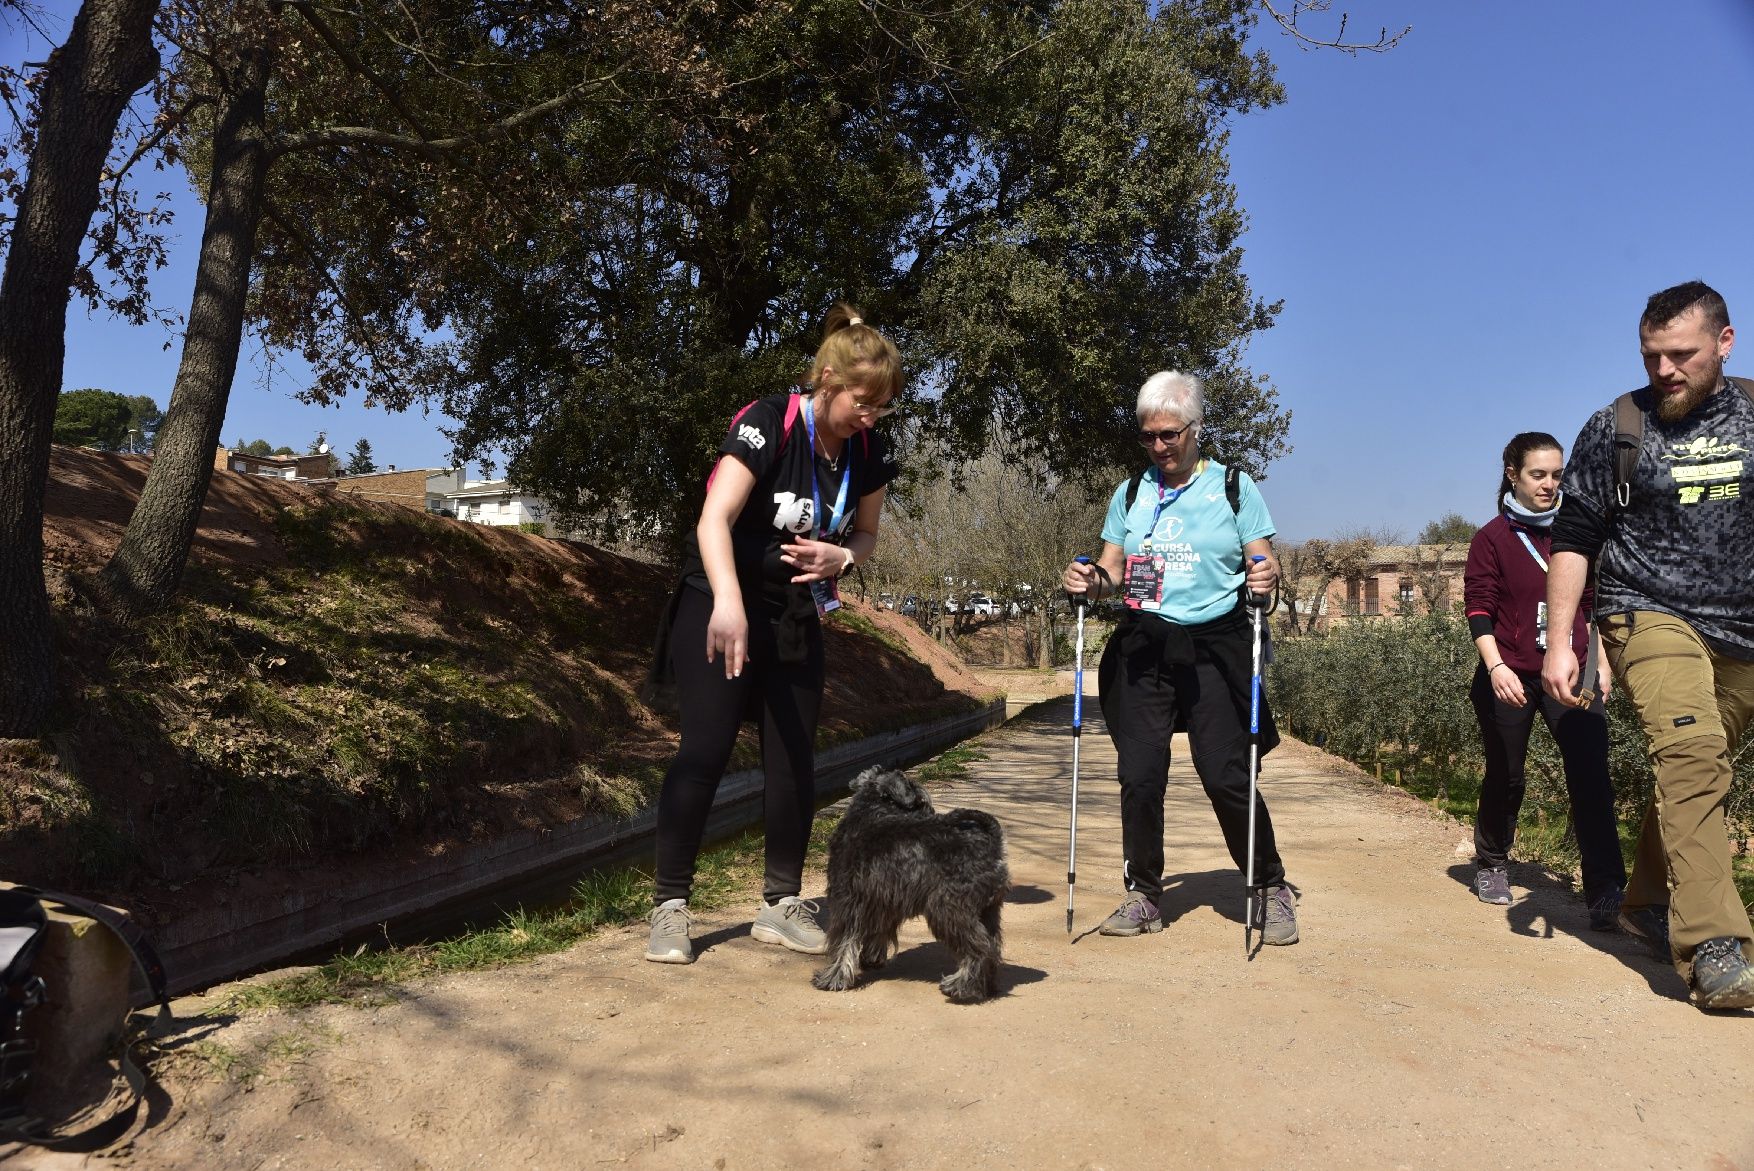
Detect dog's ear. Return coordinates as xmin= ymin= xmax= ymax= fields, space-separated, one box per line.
xmin=873 ymin=769 xmax=927 ymax=810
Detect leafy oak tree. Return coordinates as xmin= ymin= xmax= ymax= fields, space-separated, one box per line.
xmin=93 ymin=0 xmax=716 ymax=620
xmin=253 ymin=0 xmax=1295 ymax=551
xmin=1417 ymin=511 xmax=1477 ymax=545
xmin=52 ymin=387 xmax=135 ymax=448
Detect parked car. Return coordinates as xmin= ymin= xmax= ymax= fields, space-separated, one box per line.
xmin=899 ymin=596 xmax=919 ymax=616
xmin=964 ymin=593 xmax=999 ymax=617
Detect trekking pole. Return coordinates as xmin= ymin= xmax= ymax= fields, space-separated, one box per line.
xmin=1067 ymin=556 xmax=1093 ymax=935
xmin=1244 ymin=554 xmax=1269 ymax=955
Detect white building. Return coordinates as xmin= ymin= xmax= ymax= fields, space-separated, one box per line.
xmin=441 ymin=480 xmax=550 ymax=530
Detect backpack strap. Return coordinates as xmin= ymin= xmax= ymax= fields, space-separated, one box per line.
xmin=1730 ymin=375 xmax=1754 ymax=408
xmin=1126 ymin=465 xmax=1241 ymax=514
xmin=1610 ymin=390 xmax=1642 ymax=515
xmin=704 ymin=392 xmax=803 ymax=494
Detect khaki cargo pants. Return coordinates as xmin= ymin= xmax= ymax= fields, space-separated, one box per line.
xmin=1600 ymin=611 xmax=1754 ymax=982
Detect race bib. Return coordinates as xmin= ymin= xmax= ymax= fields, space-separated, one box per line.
xmin=1123 ymin=553 xmax=1165 ymax=610
xmin=810 ymin=576 xmax=842 ymax=616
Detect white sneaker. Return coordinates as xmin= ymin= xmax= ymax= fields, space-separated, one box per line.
xmin=644 ymin=899 xmax=693 ymax=964
xmin=750 ymin=896 xmax=828 ymax=954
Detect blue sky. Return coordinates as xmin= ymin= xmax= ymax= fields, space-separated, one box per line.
xmin=1227 ymin=0 xmax=1754 ymax=539
xmin=16 ymin=1 xmax=1754 ymax=536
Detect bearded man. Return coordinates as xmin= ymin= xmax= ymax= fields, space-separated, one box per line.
xmin=1543 ymin=280 xmax=1754 ymax=1011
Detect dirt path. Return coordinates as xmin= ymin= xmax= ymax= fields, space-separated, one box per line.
xmin=19 ymin=701 xmax=1754 ymax=1170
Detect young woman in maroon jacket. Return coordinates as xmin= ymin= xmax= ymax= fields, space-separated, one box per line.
xmin=1463 ymin=432 xmax=1625 ymax=925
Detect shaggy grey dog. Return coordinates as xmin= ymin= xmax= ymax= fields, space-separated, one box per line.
xmin=812 ymin=767 xmax=1008 ymax=1003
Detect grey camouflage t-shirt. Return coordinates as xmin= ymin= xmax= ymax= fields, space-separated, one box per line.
xmin=1552 ymin=379 xmax=1754 ymax=655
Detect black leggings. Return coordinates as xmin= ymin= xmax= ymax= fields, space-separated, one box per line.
xmin=653 ymin=586 xmax=824 ymax=906
xmin=1099 ymin=624 xmax=1284 ymax=904
xmin=1470 ymin=662 xmax=1625 ymax=903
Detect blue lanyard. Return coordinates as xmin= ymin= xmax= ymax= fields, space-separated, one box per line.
xmin=801 ymin=396 xmax=852 ymax=539
xmin=1513 ymin=527 xmax=1548 ymax=572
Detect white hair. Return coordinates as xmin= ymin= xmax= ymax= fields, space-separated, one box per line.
xmin=1136 ymin=371 xmax=1204 ymax=425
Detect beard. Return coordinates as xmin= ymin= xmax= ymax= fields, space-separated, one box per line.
xmin=1655 ymin=362 xmax=1723 ymax=422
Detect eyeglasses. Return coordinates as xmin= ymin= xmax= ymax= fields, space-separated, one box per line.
xmin=1137 ymin=423 xmax=1195 ymax=447
xmin=847 ymin=395 xmax=899 ymax=419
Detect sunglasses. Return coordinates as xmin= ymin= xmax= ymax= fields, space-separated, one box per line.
xmin=1137 ymin=423 xmax=1195 ymax=447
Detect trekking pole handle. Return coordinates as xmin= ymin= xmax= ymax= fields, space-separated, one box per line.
xmin=1246 ymin=553 xmax=1272 ymax=609
xmin=1070 ymin=554 xmax=1093 ymax=611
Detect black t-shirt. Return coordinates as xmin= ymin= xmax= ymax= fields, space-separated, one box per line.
xmin=681 ymin=392 xmax=899 ymax=614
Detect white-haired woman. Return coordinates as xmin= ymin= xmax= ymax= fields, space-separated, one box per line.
xmin=1062 ymin=371 xmax=1298 ymax=943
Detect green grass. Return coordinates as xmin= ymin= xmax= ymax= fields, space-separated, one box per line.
xmin=1374 ymin=751 xmax=1754 ymax=917
xmin=915 ymin=743 xmax=988 ymax=785
xmin=206 ymin=734 xmax=989 ymax=1017
xmin=214 ymin=805 xmax=848 ymax=1016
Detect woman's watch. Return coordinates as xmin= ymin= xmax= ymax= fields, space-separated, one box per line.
xmin=839 ymin=546 xmax=856 ymax=576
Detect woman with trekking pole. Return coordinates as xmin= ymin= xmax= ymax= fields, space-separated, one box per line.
xmin=1463 ymin=432 xmax=1625 ymax=924
xmin=1060 ymin=370 xmax=1299 ymax=945
xmin=641 ymin=303 xmax=901 ymax=965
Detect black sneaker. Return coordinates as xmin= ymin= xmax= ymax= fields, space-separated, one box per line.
xmin=1690 ymin=937 xmax=1754 ymax=1010
xmin=1587 ymin=887 xmax=1624 ymax=932
xmin=1617 ymin=904 xmax=1671 ymax=962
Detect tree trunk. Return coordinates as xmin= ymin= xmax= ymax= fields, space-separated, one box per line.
xmin=99 ymin=38 xmax=271 ymax=616
xmin=0 ymin=0 xmax=159 ymax=737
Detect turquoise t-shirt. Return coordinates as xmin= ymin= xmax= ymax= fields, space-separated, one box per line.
xmin=1101 ymin=460 xmax=1275 ymax=625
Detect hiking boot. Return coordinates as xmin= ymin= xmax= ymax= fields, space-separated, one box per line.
xmin=1098 ymin=891 xmax=1162 ymax=936
xmin=1474 ymin=866 xmax=1512 ymax=905
xmin=1618 ymin=904 xmax=1671 ymax=962
xmin=644 ymin=899 xmax=693 ymax=964
xmin=1587 ymin=887 xmax=1625 ymax=932
xmin=1689 ymin=937 xmax=1754 ymax=1011
xmin=751 ymin=896 xmax=828 ymax=954
xmin=1261 ymin=882 xmax=1300 ymax=945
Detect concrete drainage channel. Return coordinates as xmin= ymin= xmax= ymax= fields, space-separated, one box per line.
xmin=158 ymin=698 xmax=1009 ymax=994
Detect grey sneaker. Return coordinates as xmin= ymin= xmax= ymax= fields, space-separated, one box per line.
xmin=644 ymin=899 xmax=693 ymax=964
xmin=1690 ymin=937 xmax=1754 ymax=1011
xmin=1098 ymin=891 xmax=1162 ymax=936
xmin=1261 ymin=882 xmax=1299 ymax=945
xmin=1587 ymin=887 xmax=1624 ymax=932
xmin=1474 ymin=866 xmax=1512 ymax=905
xmin=751 ymin=896 xmax=828 ymax=954
xmin=1618 ymin=904 xmax=1671 ymax=962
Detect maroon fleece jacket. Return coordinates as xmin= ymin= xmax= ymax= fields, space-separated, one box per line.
xmin=1463 ymin=513 xmax=1592 ymax=674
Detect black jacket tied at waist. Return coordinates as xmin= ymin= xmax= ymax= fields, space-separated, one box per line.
xmin=1096 ymin=604 xmax=1279 ymax=754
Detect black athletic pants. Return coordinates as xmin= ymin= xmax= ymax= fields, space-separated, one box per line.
xmin=1469 ymin=662 xmax=1626 ymax=904
xmin=1099 ymin=622 xmax=1285 ymax=906
xmin=654 ymin=585 xmax=824 ymax=906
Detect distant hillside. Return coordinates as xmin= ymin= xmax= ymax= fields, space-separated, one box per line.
xmin=1 ymin=448 xmax=994 ymax=924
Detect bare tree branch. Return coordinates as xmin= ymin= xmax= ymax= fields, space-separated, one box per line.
xmin=1257 ymin=0 xmax=1408 ymax=54
xmin=270 ymin=69 xmax=625 ymax=159
xmin=286 ymin=0 xmax=435 ymax=141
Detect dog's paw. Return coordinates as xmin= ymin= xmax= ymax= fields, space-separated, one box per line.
xmin=812 ymin=968 xmax=857 ymax=992
xmin=939 ymin=974 xmax=991 ymax=1005
xmin=859 ymin=947 xmax=889 ymax=970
